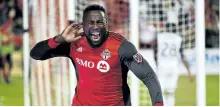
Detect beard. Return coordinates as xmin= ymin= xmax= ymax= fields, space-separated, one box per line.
xmin=86 ymin=29 xmax=108 ymax=48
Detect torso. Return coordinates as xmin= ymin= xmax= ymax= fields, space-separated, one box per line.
xmin=70 ymin=32 xmax=126 ymax=106
xmin=157 ymin=32 xmax=182 ymax=68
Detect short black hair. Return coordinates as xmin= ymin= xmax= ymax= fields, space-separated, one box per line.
xmin=83 ymin=4 xmax=106 ymax=20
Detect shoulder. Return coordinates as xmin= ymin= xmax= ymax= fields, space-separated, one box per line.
xmin=73 ymin=35 xmax=87 ymax=45
xmin=118 ymin=40 xmax=138 ymax=61
xmin=104 ymin=31 xmax=126 ymax=51
xmin=119 ymin=40 xmax=137 ymax=54
xmin=108 ymin=31 xmax=126 ymax=42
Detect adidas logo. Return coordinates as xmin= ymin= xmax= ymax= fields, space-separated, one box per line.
xmin=76 ymin=47 xmax=82 ymax=52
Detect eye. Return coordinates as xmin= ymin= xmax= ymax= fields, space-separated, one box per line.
xmin=98 ymin=21 xmax=104 ymax=25
xmin=88 ymin=21 xmax=93 ymax=24
xmin=87 ymin=22 xmax=95 ymax=26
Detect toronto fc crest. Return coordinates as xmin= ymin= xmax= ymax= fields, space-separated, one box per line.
xmin=101 ymin=49 xmax=111 ymax=60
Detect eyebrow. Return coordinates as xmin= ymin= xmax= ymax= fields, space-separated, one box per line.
xmin=86 ymin=19 xmax=105 ymax=22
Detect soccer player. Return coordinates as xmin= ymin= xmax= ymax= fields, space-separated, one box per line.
xmin=0 ymin=9 xmax=15 ymax=84
xmin=0 ymin=31 xmax=14 ymax=84
xmin=0 ymin=51 xmax=5 ymax=83
xmin=30 ymin=4 xmax=163 ymax=106
xmin=0 ymin=48 xmax=9 ymax=84
xmin=153 ymin=32 xmax=193 ymax=106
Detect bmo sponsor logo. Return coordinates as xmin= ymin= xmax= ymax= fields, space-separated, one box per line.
xmin=76 ymin=58 xmax=95 ymax=68
xmin=97 ymin=60 xmax=110 ymax=72
xmin=76 ymin=58 xmax=110 ymax=72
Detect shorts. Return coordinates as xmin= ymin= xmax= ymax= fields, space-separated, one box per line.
xmin=0 ymin=53 xmax=13 ymax=69
xmin=0 ymin=56 xmax=4 ymax=69
xmin=157 ymin=66 xmax=179 ymax=93
xmin=5 ymin=54 xmax=13 ymax=69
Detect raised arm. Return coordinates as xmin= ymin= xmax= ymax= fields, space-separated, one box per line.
xmin=30 ymin=36 xmax=71 ymax=60
xmin=30 ymin=22 xmax=83 ymax=60
xmin=118 ymin=40 xmax=163 ymax=106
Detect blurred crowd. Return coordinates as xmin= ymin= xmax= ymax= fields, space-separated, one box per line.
xmin=0 ymin=0 xmax=23 ymax=50
xmin=0 ymin=0 xmax=23 ymax=83
xmin=139 ymin=0 xmax=219 ymax=49
xmin=205 ymin=0 xmax=219 ymax=48
xmin=1 ymin=0 xmax=218 ymax=54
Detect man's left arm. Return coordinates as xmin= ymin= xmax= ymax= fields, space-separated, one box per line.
xmin=118 ymin=40 xmax=163 ymax=106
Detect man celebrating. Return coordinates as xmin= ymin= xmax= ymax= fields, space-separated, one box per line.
xmin=30 ymin=4 xmax=163 ymax=106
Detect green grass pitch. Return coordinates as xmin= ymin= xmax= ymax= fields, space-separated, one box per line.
xmin=0 ymin=75 xmax=219 ymax=106
xmin=139 ymin=75 xmax=219 ymax=106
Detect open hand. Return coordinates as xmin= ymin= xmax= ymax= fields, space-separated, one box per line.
xmin=61 ymin=22 xmax=83 ymax=43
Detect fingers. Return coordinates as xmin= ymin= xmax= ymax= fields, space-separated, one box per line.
xmin=73 ymin=35 xmax=82 ymax=41
xmin=71 ymin=21 xmax=82 ymax=27
xmin=63 ymin=22 xmax=82 ymax=35
xmin=62 ymin=25 xmax=74 ymax=35
xmin=72 ymin=24 xmax=83 ymax=31
xmin=70 ymin=24 xmax=83 ymax=34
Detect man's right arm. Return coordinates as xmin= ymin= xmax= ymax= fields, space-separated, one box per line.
xmin=30 ymin=35 xmax=71 ymax=60
xmin=30 ymin=22 xmax=82 ymax=60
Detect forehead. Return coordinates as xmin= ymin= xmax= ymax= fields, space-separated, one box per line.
xmin=84 ymin=10 xmax=105 ymax=20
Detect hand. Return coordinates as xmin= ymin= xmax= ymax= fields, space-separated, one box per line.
xmin=9 ymin=9 xmax=16 ymax=19
xmin=188 ymin=71 xmax=194 ymax=82
xmin=55 ymin=22 xmax=83 ymax=43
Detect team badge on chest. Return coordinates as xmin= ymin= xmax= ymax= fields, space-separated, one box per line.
xmin=100 ymin=49 xmax=111 ymax=60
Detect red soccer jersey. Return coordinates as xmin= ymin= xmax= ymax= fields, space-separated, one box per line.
xmin=30 ymin=31 xmax=164 ymax=106
xmin=70 ymin=32 xmax=125 ymax=105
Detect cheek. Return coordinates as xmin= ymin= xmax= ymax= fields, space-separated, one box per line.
xmin=83 ymin=26 xmax=90 ymax=33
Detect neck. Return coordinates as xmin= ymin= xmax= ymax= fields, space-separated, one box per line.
xmin=87 ymin=31 xmax=109 ymax=48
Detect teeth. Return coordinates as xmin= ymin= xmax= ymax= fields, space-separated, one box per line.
xmin=92 ymin=32 xmax=99 ymax=35
xmin=93 ymin=37 xmax=98 ymax=39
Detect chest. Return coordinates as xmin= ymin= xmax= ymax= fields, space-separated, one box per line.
xmin=70 ymin=44 xmax=121 ymax=73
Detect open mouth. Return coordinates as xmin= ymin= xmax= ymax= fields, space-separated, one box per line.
xmin=90 ymin=32 xmax=101 ymax=42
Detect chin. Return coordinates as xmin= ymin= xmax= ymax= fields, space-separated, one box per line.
xmin=90 ymin=38 xmax=101 ymax=43
xmin=92 ymin=41 xmax=101 ymax=45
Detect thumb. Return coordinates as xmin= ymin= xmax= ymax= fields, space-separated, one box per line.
xmin=73 ymin=36 xmax=82 ymax=41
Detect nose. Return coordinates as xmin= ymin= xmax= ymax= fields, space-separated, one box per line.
xmin=92 ymin=22 xmax=99 ymax=29
xmin=91 ymin=21 xmax=99 ymax=29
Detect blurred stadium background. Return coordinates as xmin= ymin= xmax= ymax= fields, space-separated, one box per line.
xmin=0 ymin=0 xmax=219 ymax=106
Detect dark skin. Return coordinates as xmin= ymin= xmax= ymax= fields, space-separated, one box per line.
xmin=83 ymin=10 xmax=108 ymax=48
xmin=54 ymin=10 xmax=108 ymax=49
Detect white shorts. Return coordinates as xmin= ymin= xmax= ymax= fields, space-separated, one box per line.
xmin=157 ymin=66 xmax=179 ymax=93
